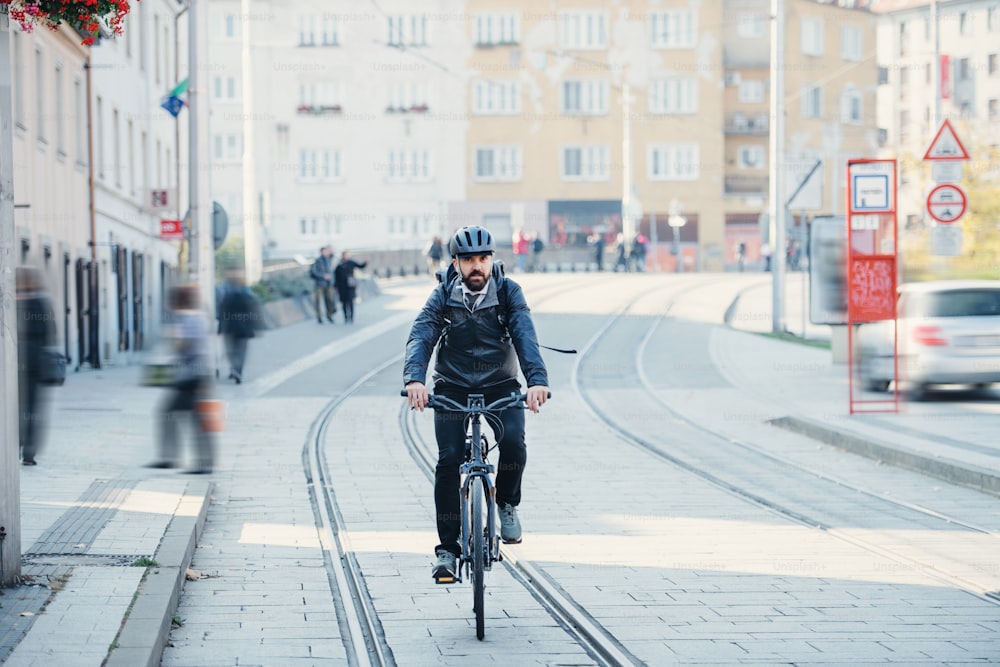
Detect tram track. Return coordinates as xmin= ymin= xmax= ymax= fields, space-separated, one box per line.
xmin=574 ymin=282 xmax=1000 ymax=606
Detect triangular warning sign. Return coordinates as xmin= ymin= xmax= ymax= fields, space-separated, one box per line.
xmin=923 ymin=119 xmax=969 ymax=161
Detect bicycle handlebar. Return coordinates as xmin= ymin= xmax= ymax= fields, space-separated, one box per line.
xmin=399 ymin=389 xmax=552 ymax=413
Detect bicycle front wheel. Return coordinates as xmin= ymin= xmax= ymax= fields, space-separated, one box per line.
xmin=471 ymin=478 xmax=486 ymax=640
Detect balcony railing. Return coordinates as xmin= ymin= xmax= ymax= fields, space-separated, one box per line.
xmin=724 ymin=113 xmax=769 ymax=135
xmin=724 ymin=174 xmax=769 ymax=195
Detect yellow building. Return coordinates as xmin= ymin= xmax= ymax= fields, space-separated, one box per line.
xmin=454 ymin=0 xmax=878 ymax=271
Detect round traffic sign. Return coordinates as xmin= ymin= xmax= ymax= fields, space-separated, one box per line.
xmin=926 ymin=184 xmax=967 ymax=224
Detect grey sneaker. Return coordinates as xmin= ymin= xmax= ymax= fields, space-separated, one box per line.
xmin=432 ymin=549 xmax=457 ymax=582
xmin=499 ymin=503 xmax=522 ymax=544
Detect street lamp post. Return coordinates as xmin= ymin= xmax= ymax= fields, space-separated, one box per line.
xmin=668 ymin=216 xmax=686 ymax=273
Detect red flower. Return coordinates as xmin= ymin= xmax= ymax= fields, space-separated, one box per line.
xmin=8 ymin=0 xmax=138 ymax=44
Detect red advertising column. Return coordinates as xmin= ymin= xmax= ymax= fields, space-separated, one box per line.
xmin=846 ymin=159 xmax=898 ymax=414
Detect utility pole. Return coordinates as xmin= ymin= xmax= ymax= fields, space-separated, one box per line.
xmin=0 ymin=6 xmax=22 ymax=587
xmin=188 ymin=0 xmax=214 ymax=312
xmin=241 ymin=0 xmax=261 ymax=284
xmin=621 ymin=80 xmax=634 ymax=260
xmin=769 ymin=0 xmax=787 ymax=333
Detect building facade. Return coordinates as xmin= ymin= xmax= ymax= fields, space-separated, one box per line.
xmin=874 ymin=0 xmax=1000 ymax=229
xmin=207 ymin=0 xmax=470 ymax=264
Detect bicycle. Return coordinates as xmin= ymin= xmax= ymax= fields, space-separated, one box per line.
xmin=402 ymin=390 xmax=543 ymax=640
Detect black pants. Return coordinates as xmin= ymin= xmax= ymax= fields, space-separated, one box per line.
xmin=224 ymin=335 xmax=249 ymax=378
xmin=158 ymin=377 xmax=214 ymax=469
xmin=338 ymin=289 xmax=354 ymax=323
xmin=19 ymin=371 xmax=44 ymax=462
xmin=433 ymin=388 xmax=526 ymax=556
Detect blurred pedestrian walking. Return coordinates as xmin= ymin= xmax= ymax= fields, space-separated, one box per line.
xmin=529 ymin=233 xmax=544 ymax=272
xmin=614 ymin=233 xmax=628 ymax=272
xmin=589 ymin=233 xmax=606 ymax=272
xmin=147 ymin=284 xmax=215 ymax=474
xmin=217 ymin=270 xmax=264 ymax=384
xmin=310 ymin=245 xmax=337 ymax=324
xmin=334 ymin=250 xmax=368 ymax=324
xmin=425 ymin=235 xmax=444 ymax=278
xmin=512 ymin=227 xmax=530 ymax=272
xmin=16 ymin=266 xmax=56 ymax=466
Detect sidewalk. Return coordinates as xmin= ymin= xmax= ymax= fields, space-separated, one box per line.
xmin=1 ymin=274 xmax=997 ymax=665
xmin=723 ymin=275 xmax=1000 ymax=497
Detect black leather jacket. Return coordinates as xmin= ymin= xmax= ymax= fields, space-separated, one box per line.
xmin=404 ymin=263 xmax=548 ymax=391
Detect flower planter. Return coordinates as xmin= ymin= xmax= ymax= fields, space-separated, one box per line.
xmin=5 ymin=0 xmax=133 ymax=45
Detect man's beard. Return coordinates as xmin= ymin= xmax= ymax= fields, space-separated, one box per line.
xmin=462 ymin=270 xmax=487 ymax=291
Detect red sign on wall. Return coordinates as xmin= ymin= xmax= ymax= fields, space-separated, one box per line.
xmin=160 ymin=219 xmax=185 ymax=241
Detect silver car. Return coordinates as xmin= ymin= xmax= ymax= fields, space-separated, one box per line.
xmin=858 ymin=280 xmax=1000 ymax=397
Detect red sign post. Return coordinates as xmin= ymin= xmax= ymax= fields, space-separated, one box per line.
xmin=160 ymin=219 xmax=185 ymax=241
xmin=846 ymin=159 xmax=899 ymax=414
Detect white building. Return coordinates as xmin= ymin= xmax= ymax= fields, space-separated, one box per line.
xmin=208 ymin=0 xmax=470 ymax=263
xmin=10 ymin=22 xmax=93 ymax=368
xmin=88 ymin=0 xmax=190 ymax=366
xmin=874 ymin=0 xmax=1000 ymax=227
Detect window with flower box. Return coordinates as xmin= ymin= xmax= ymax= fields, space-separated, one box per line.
xmin=561 ymin=145 xmax=610 ymax=181
xmin=649 ymin=77 xmax=697 ymax=114
xmin=385 ymin=149 xmax=432 ymax=183
xmin=648 ymin=143 xmax=700 ymax=181
xmin=650 ymin=10 xmax=697 ymax=49
xmin=472 ymin=80 xmax=521 ymax=114
xmin=298 ymin=82 xmax=342 ymax=114
xmin=474 ymin=12 xmax=520 ymax=46
xmin=474 ymin=146 xmax=523 ymax=181
xmin=386 ymin=82 xmax=430 ymax=113
xmin=388 ymin=15 xmax=429 ymax=47
xmin=561 ymin=79 xmax=608 ymax=115
xmin=559 ymin=11 xmax=607 ymax=50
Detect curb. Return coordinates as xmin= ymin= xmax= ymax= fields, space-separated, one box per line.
xmin=105 ymin=479 xmax=213 ymax=667
xmin=770 ymin=415 xmax=1000 ymax=499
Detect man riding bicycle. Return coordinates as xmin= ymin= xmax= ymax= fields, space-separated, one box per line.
xmin=404 ymin=225 xmax=549 ymax=581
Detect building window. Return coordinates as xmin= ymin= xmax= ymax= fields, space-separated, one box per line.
xmin=800 ymin=84 xmax=822 ymax=119
xmin=840 ymin=87 xmax=862 ymax=124
xmin=138 ymin=2 xmax=146 ymax=71
xmin=299 ymin=149 xmax=342 ymax=181
xmin=988 ymin=98 xmax=998 ymax=119
xmin=801 ymin=17 xmax=824 ymax=57
xmin=213 ymin=133 xmax=242 ymax=162
xmin=224 ymin=14 xmax=238 ymax=39
xmin=299 ymin=16 xmax=315 ymax=45
xmin=96 ymin=96 xmax=104 ymax=179
xmin=474 ymin=12 xmax=519 ymax=45
xmin=649 ymin=77 xmax=697 ymax=114
xmin=321 ymin=15 xmax=339 ymax=45
xmin=128 ymin=121 xmax=135 ymax=196
xmin=113 ymin=109 xmax=121 ymax=187
xmin=990 ymin=7 xmax=999 ymax=31
xmin=474 ymin=145 xmax=523 ymax=182
xmin=561 ymin=145 xmax=609 ymax=181
xmin=840 ymin=26 xmax=862 ymax=61
xmin=299 ymin=82 xmax=342 ymax=111
xmin=561 ymin=79 xmax=608 ymax=115
xmin=958 ymin=58 xmax=970 ymax=80
xmin=154 ymin=13 xmax=160 ymax=85
xmin=386 ymin=81 xmax=429 ymax=111
xmin=898 ymin=21 xmax=907 ymax=57
xmin=385 ymin=149 xmax=431 ymax=183
xmin=648 ymin=143 xmax=699 ymax=181
xmin=738 ymin=13 xmax=765 ymax=38
xmin=74 ymin=77 xmax=86 ymax=164
xmin=559 ymin=11 xmax=607 ymax=50
xmin=12 ymin=33 xmax=24 ymax=128
xmin=388 ymin=15 xmax=428 ymax=47
xmin=650 ymin=10 xmax=696 ymax=49
xmin=738 ymin=80 xmax=765 ymax=104
xmin=473 ymin=80 xmax=521 ymax=114
xmin=738 ymin=145 xmax=765 ymax=169
xmin=54 ymin=64 xmax=65 ymax=155
xmin=35 ymin=47 xmax=45 ymax=143
xmin=959 ymin=12 xmax=968 ymax=35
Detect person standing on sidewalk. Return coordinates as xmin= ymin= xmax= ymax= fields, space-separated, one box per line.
xmin=148 ymin=285 xmax=215 ymax=474
xmin=217 ymin=270 xmax=264 ymax=384
xmin=310 ymin=245 xmax=337 ymax=324
xmin=425 ymin=235 xmax=444 ymax=278
xmin=403 ymin=225 xmax=549 ymax=582
xmin=16 ymin=266 xmax=56 ymax=466
xmin=333 ymin=250 xmax=368 ymax=324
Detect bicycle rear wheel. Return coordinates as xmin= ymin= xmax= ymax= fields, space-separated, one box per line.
xmin=471 ymin=478 xmax=486 ymax=640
